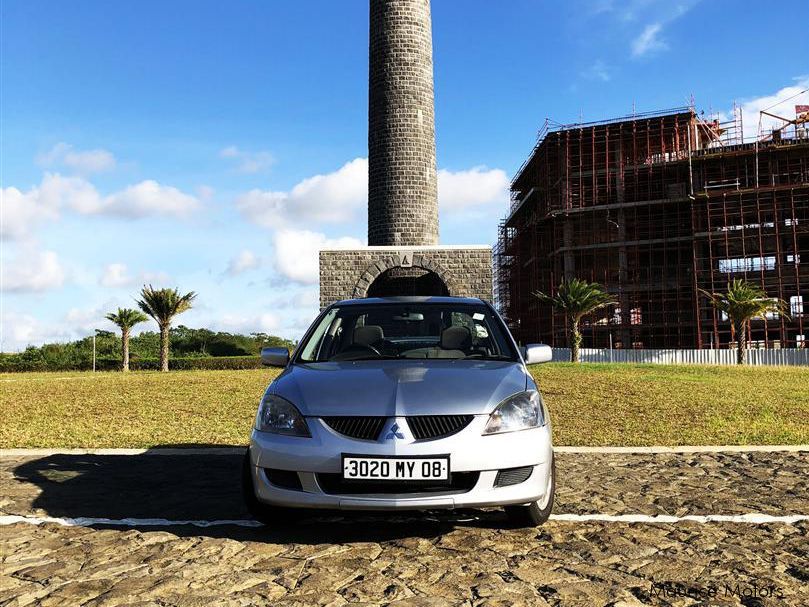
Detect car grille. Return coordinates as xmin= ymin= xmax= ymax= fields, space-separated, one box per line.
xmin=321 ymin=416 xmax=386 ymax=441
xmin=316 ymin=472 xmax=479 ymax=495
xmin=321 ymin=415 xmax=474 ymax=441
xmin=407 ymin=415 xmax=474 ymax=440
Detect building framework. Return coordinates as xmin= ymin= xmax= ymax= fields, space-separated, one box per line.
xmin=496 ymin=106 xmax=809 ymax=349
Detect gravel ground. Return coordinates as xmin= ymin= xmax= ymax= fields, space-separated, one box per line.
xmin=1 ymin=451 xmax=807 ymax=606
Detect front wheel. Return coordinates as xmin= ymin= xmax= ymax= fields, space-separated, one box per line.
xmin=241 ymin=450 xmax=302 ymax=525
xmin=504 ymin=456 xmax=555 ymax=527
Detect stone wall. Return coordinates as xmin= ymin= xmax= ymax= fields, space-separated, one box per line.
xmin=320 ymin=246 xmax=492 ymax=308
xmin=368 ymin=0 xmax=438 ymax=246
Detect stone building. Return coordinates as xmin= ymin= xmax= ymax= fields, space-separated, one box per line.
xmin=319 ymin=0 xmax=492 ymax=308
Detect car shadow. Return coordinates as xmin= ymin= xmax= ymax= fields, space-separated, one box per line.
xmin=11 ymin=448 xmax=508 ymax=543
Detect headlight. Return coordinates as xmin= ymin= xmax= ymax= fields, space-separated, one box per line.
xmin=483 ymin=390 xmax=545 ymax=435
xmin=256 ymin=394 xmax=311 ymax=437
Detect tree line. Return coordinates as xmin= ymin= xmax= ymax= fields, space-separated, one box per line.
xmin=536 ymin=278 xmax=787 ymax=365
xmin=3 ymin=286 xmax=295 ymax=372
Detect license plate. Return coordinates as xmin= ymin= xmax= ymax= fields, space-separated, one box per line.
xmin=342 ymin=455 xmax=450 ymax=481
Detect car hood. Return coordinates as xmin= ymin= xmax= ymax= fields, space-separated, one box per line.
xmin=271 ymin=360 xmax=530 ymax=416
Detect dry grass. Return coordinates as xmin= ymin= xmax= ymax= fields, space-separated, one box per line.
xmin=1 ymin=364 xmax=807 ymax=448
xmin=0 ymin=369 xmax=280 ymax=449
xmin=532 ymin=363 xmax=809 ymax=446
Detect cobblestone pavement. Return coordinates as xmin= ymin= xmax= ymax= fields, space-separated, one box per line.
xmin=1 ymin=451 xmax=807 ymax=606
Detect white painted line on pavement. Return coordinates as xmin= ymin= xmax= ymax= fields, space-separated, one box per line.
xmin=554 ymin=445 xmax=809 ymax=454
xmin=2 ymin=445 xmax=807 ymax=457
xmin=551 ymin=513 xmax=809 ymax=524
xmin=0 ymin=515 xmax=262 ymax=528
xmin=0 ymin=448 xmax=246 ymax=456
xmin=1 ymin=512 xmax=807 ymax=529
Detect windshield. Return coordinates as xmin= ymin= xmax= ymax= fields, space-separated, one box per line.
xmin=296 ymin=303 xmax=518 ymax=362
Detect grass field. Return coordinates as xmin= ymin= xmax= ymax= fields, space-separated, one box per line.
xmin=1 ymin=363 xmax=807 ymax=448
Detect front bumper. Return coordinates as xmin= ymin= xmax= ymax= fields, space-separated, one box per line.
xmin=248 ymin=416 xmax=553 ymax=511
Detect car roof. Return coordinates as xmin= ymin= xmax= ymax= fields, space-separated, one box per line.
xmin=333 ymin=296 xmax=486 ymax=306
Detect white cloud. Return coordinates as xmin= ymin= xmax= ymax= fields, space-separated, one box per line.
xmin=98 ymin=262 xmax=171 ymax=288
xmin=237 ymin=158 xmax=511 ymax=228
xmin=3 ymin=248 xmax=65 ymax=293
xmin=236 ymin=158 xmax=368 ymax=228
xmin=582 ymin=59 xmax=612 ymax=82
xmin=438 ymin=166 xmax=510 ymax=212
xmin=220 ymin=146 xmax=275 ymax=174
xmin=139 ymin=270 xmax=172 ymax=285
xmin=2 ymin=185 xmax=58 ymax=240
xmin=1 ymin=174 xmax=200 ymax=239
xmin=293 ymin=289 xmax=320 ymax=308
xmin=631 ymin=23 xmax=666 ymax=57
xmin=99 ymin=263 xmax=133 ymax=287
xmin=225 ymin=250 xmax=260 ymax=276
xmin=228 ymin=313 xmax=280 ymax=333
xmin=197 ymin=185 xmax=215 ymax=201
xmin=38 ymin=142 xmax=117 ymax=174
xmin=613 ymin=0 xmax=701 ymax=57
xmin=62 ymin=299 xmax=141 ymax=337
xmin=99 ymin=180 xmax=200 ymax=218
xmin=0 ymin=306 xmax=126 ymax=351
xmin=0 ymin=311 xmax=72 ymax=351
xmin=205 ymin=312 xmax=282 ymax=334
xmin=737 ymin=76 xmax=809 ymax=141
xmin=2 ymin=298 xmax=157 ymax=351
xmin=1 ymin=173 xmax=100 ymax=239
xmin=65 ymin=306 xmax=112 ymax=334
xmin=2 ymin=312 xmax=42 ymax=348
xmin=587 ymin=0 xmax=615 ymax=16
xmin=273 ymin=229 xmax=363 ymax=284
xmin=235 ymin=190 xmax=287 ymax=229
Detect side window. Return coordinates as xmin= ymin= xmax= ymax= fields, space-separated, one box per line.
xmin=299 ymin=309 xmax=338 ymax=362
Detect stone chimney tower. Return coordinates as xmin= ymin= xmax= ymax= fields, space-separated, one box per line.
xmin=318 ymin=0 xmax=492 ymax=307
xmin=368 ymin=0 xmax=439 ymax=246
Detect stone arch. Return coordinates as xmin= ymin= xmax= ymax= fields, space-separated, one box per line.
xmin=352 ymin=254 xmax=457 ymax=299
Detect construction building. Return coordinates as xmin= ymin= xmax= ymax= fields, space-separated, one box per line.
xmin=495 ymin=105 xmax=809 ymax=349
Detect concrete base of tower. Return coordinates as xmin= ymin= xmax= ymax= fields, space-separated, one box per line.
xmin=319 ymin=245 xmax=492 ymax=309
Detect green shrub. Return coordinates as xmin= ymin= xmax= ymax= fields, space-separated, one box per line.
xmin=0 ymin=354 xmax=266 ymax=373
xmin=1 ymin=325 xmax=296 ymax=373
xmin=100 ymin=356 xmax=265 ymax=371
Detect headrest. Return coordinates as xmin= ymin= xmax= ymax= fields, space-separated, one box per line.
xmin=353 ymin=325 xmax=384 ymax=346
xmin=440 ymin=326 xmax=472 ymax=350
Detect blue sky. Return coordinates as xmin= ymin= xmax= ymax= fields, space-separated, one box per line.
xmin=2 ymin=0 xmax=808 ymax=350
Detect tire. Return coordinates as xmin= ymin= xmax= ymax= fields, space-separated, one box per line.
xmin=241 ymin=450 xmax=303 ymax=526
xmin=504 ymin=455 xmax=555 ymax=527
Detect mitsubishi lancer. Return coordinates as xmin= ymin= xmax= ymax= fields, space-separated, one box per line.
xmin=243 ymin=296 xmax=555 ymax=527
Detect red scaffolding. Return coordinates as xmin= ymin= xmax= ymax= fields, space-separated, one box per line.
xmin=496 ymin=107 xmax=809 ymax=349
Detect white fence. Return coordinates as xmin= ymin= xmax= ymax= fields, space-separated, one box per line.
xmin=550 ymin=347 xmax=809 ymax=366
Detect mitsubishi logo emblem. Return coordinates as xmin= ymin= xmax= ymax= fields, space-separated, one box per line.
xmin=384 ymin=423 xmax=405 ymax=440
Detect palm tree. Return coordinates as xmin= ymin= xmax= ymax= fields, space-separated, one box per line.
xmin=702 ymin=279 xmax=788 ymax=365
xmin=534 ymin=278 xmax=616 ymax=363
xmin=105 ymin=308 xmax=149 ymax=371
xmin=137 ymin=286 xmax=197 ymax=372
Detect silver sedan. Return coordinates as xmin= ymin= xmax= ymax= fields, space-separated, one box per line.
xmin=243 ymin=296 xmax=555 ymax=527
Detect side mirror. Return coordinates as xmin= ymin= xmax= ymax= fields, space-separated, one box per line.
xmin=261 ymin=347 xmax=290 ymax=367
xmin=523 ymin=344 xmax=552 ymax=365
